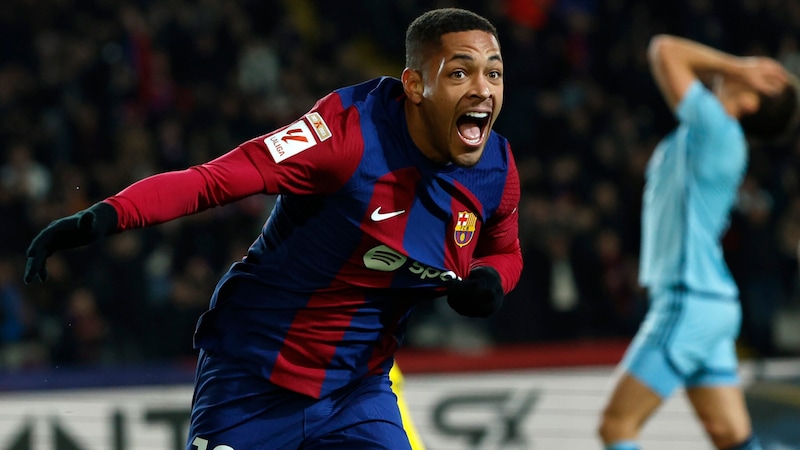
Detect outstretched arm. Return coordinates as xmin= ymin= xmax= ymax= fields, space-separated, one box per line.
xmin=647 ymin=34 xmax=788 ymax=111
xmin=108 ymin=145 xmax=269 ymax=230
xmin=24 ymin=146 xmax=268 ymax=284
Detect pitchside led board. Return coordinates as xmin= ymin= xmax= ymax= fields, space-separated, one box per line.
xmin=0 ymin=367 xmax=718 ymax=450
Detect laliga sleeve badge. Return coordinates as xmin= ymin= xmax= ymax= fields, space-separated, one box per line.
xmin=264 ymin=119 xmax=317 ymax=163
xmin=263 ymin=111 xmax=332 ymax=164
xmin=454 ymin=211 xmax=477 ymax=247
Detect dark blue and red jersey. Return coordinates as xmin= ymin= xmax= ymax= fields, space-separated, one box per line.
xmin=105 ymin=77 xmax=522 ymax=398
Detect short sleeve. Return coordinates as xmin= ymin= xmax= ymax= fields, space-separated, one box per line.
xmin=676 ymin=80 xmax=746 ymax=181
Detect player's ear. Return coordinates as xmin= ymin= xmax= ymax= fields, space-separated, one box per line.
xmin=402 ymin=68 xmax=424 ymax=105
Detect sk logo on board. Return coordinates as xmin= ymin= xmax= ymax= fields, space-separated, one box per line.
xmin=454 ymin=211 xmax=477 ymax=247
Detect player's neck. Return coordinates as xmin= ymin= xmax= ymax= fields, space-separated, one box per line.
xmin=404 ymin=99 xmax=449 ymax=165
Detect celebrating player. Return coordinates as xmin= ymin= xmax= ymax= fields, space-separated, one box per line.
xmin=24 ymin=8 xmax=521 ymax=450
xmin=598 ymin=35 xmax=799 ymax=450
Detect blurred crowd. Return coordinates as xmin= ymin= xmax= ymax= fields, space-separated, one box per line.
xmin=2 ymin=0 xmax=800 ymax=372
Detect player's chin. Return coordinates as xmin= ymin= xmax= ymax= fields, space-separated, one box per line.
xmin=451 ymin=146 xmax=485 ymax=167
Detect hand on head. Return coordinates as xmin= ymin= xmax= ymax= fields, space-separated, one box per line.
xmin=739 ymin=57 xmax=789 ymax=96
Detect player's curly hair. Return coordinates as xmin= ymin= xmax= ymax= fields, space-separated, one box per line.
xmin=405 ymin=8 xmax=498 ymax=70
xmin=740 ymin=75 xmax=800 ymax=140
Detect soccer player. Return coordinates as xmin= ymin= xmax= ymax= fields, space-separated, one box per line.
xmin=598 ymin=35 xmax=799 ymax=450
xmin=24 ymin=8 xmax=522 ymax=450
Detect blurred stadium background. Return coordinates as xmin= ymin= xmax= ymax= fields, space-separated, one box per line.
xmin=1 ymin=0 xmax=799 ymax=449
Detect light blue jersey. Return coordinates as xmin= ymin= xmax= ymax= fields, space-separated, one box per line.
xmin=639 ymin=81 xmax=747 ymax=297
xmin=623 ymin=81 xmax=750 ymax=397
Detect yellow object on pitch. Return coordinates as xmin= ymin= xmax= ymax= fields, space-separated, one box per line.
xmin=390 ymin=365 xmax=427 ymax=450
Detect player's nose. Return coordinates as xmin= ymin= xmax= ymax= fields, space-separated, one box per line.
xmin=469 ymin=74 xmax=493 ymax=100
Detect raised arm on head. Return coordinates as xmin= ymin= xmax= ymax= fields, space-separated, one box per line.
xmin=647 ymin=34 xmax=789 ymax=112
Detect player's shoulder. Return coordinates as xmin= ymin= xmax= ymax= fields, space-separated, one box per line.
xmin=488 ymin=129 xmax=510 ymax=149
xmin=333 ymin=77 xmax=403 ymax=109
xmin=676 ymin=81 xmax=744 ymax=146
xmin=678 ymin=81 xmax=716 ymax=110
xmin=677 ymin=81 xmax=734 ymax=127
xmin=483 ymin=131 xmax=513 ymax=164
xmin=307 ymin=77 xmax=402 ymax=134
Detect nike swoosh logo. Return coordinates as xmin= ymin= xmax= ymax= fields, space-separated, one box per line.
xmin=371 ymin=206 xmax=406 ymax=222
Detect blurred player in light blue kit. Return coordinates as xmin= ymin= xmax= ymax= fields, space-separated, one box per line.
xmin=598 ymin=35 xmax=800 ymax=450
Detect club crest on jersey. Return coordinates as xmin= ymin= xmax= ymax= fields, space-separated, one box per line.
xmin=454 ymin=211 xmax=477 ymax=247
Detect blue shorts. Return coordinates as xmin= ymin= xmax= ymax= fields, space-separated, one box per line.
xmin=187 ymin=351 xmax=411 ymax=450
xmin=620 ymin=287 xmax=741 ymax=398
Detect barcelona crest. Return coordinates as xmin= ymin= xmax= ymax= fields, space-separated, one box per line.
xmin=454 ymin=211 xmax=477 ymax=247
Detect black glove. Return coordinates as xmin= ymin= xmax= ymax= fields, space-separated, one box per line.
xmin=24 ymin=201 xmax=118 ymax=284
xmin=446 ymin=266 xmax=504 ymax=318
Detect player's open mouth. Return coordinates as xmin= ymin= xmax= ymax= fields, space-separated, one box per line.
xmin=457 ymin=111 xmax=490 ymax=147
